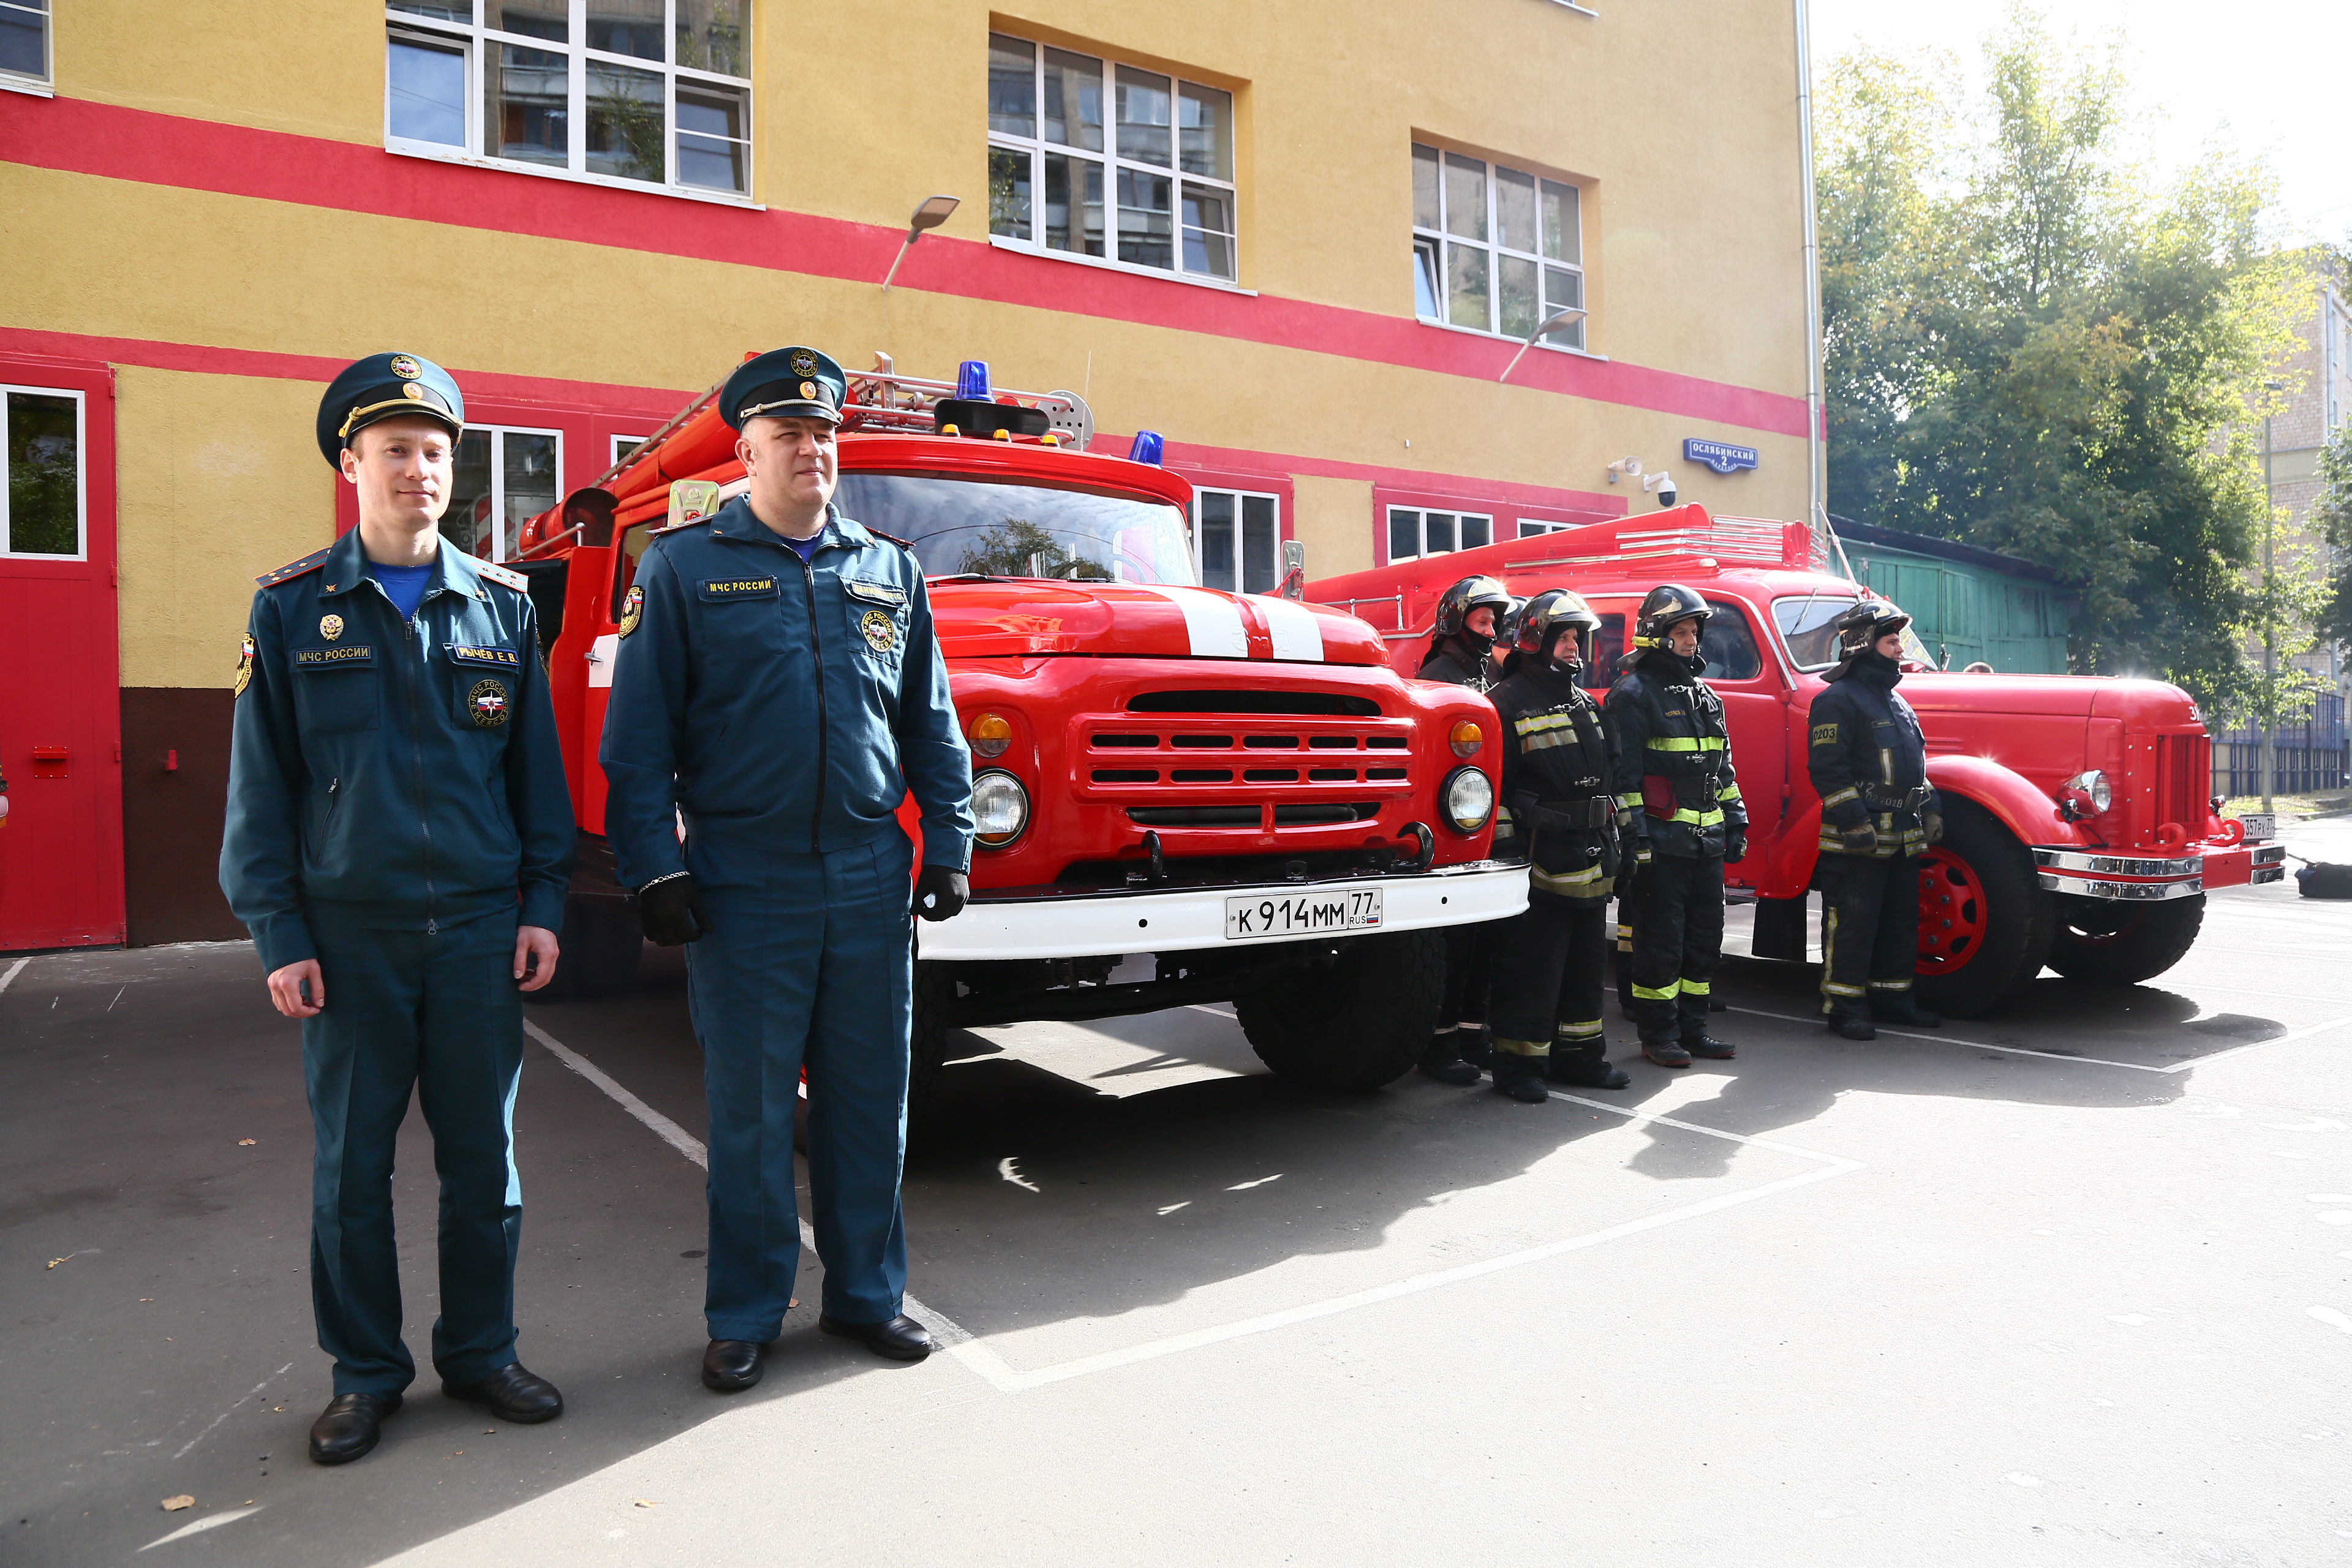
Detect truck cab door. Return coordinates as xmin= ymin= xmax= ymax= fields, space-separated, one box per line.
xmin=1691 ymin=597 xmax=1786 ymax=891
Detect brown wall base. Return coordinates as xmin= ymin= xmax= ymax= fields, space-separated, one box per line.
xmin=120 ymin=687 xmax=243 ymax=947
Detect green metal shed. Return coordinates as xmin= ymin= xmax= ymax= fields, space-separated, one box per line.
xmin=1828 ymin=516 xmax=2073 ymax=675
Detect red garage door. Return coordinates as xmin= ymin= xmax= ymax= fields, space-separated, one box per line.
xmin=0 ymin=356 xmax=122 ymax=951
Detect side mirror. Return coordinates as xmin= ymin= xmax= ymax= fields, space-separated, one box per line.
xmin=1280 ymin=539 xmax=1308 ymax=601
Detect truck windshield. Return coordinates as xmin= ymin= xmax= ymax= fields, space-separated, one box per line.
xmin=834 ymin=472 xmax=1197 ymax=587
xmin=1773 ymin=593 xmax=1936 ymax=670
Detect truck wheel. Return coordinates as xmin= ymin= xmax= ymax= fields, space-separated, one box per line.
xmin=2046 ymin=894 xmax=2204 ymax=985
xmin=908 ymin=959 xmax=959 ymax=1129
xmin=1912 ymin=797 xmax=2053 ymax=1019
xmin=533 ymin=892 xmax=642 ymax=1002
xmin=1232 ymin=928 xmax=1444 ymax=1091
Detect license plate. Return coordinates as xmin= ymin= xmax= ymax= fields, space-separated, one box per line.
xmin=2238 ymin=812 xmax=2275 ymax=842
xmin=1224 ymin=888 xmax=1384 ymax=940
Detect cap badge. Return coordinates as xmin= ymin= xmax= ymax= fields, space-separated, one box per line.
xmin=788 ymin=349 xmax=819 ymax=377
xmin=401 ymin=383 xmax=426 ymax=401
xmin=617 ymin=582 xmax=646 ymax=638
xmin=468 ymin=677 xmax=510 ymax=728
xmin=860 ymin=608 xmax=897 ymax=654
xmin=320 ymin=614 xmax=344 ymax=641
xmin=800 ymin=380 xmax=817 ymax=400
xmin=389 ymin=355 xmax=423 ymax=380
xmin=233 ymin=633 xmax=255 ymax=698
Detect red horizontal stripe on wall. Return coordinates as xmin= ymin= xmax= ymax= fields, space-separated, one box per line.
xmin=2 ymin=94 xmax=1811 ymax=438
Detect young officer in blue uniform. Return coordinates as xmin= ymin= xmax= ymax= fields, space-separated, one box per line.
xmin=220 ymin=353 xmax=576 ymax=1464
xmin=598 ymin=346 xmax=974 ymax=1393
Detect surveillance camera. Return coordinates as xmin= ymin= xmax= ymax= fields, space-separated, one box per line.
xmin=1656 ymin=483 xmax=1676 ymax=508
xmin=1643 ymin=470 xmax=1677 ymax=507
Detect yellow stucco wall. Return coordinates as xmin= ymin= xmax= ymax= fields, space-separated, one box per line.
xmin=16 ymin=0 xmax=1812 ymax=688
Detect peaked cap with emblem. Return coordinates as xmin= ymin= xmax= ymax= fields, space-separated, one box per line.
xmin=720 ymin=345 xmax=846 ymax=431
xmin=316 ymin=352 xmax=466 ymax=467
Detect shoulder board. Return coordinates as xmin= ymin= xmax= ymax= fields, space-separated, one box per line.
xmin=255 ymin=546 xmax=333 ymax=589
xmin=647 ymin=516 xmax=707 ymax=537
xmin=474 ymin=559 xmax=529 ymax=591
xmin=861 ymin=525 xmax=916 ymax=552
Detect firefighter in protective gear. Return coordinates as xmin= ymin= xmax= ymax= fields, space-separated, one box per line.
xmin=1485 ymin=591 xmax=1632 ymax=1102
xmin=1808 ymin=598 xmax=1943 ymax=1040
xmin=1414 ymin=574 xmax=1515 ymax=1083
xmin=1605 ymin=584 xmax=1746 ymax=1067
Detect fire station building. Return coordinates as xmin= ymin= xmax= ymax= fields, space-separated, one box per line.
xmin=0 ymin=0 xmax=1815 ymax=951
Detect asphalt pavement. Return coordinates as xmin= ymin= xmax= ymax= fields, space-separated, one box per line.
xmin=4 ymin=821 xmax=2350 ymax=1566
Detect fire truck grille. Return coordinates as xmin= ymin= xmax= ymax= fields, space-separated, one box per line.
xmin=2155 ymin=733 xmax=2211 ymax=829
xmin=1128 ymin=689 xmax=1384 ymax=717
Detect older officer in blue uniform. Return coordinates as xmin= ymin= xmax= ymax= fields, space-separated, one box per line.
xmin=600 ymin=346 xmax=974 ymax=1393
xmin=220 ymin=353 xmax=576 ymax=1464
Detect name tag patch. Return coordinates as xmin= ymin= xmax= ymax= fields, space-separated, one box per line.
xmin=843 ymin=578 xmax=907 ymax=607
xmin=451 ymin=644 xmax=522 ymax=669
xmin=699 ymin=577 xmax=779 ymax=601
xmin=295 ymin=645 xmax=375 ymax=668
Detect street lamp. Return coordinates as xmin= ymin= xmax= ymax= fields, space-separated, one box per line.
xmin=1497 ymin=306 xmax=1588 ymax=383
xmin=880 ymin=195 xmax=961 ymax=292
xmin=2261 ymin=377 xmax=2286 ymax=812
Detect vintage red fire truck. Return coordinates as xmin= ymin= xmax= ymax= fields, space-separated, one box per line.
xmin=502 ymin=359 xmax=1524 ymax=1100
xmin=1306 ymin=508 xmax=2286 ymax=1018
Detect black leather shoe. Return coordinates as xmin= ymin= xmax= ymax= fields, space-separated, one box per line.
xmin=1643 ymin=1039 xmax=1693 ymax=1068
xmin=440 ymin=1363 xmax=563 ymax=1423
xmin=819 ymin=1313 xmax=933 ymax=1362
xmin=702 ymin=1338 xmax=766 ymax=1393
xmin=308 ymin=1392 xmax=400 ymax=1466
xmin=1681 ymin=1035 xmax=1736 ymax=1059
xmin=1828 ymin=1015 xmax=1877 ymax=1041
xmin=1548 ymin=1056 xmax=1632 ymax=1090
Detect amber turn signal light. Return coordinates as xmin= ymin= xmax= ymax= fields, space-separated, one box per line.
xmin=969 ymin=711 xmax=1014 ymax=758
xmin=1450 ymin=720 xmax=1483 ymax=758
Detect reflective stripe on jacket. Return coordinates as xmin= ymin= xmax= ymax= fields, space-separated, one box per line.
xmin=1807 ymin=652 xmax=1937 ymax=858
xmin=1603 ymin=647 xmax=1746 ymax=859
xmin=1492 ymin=660 xmax=1619 ymax=902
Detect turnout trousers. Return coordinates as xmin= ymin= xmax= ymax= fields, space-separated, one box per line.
xmin=1439 ymin=919 xmax=1499 ymax=1032
xmin=1626 ymin=853 xmax=1725 ymax=1045
xmin=1815 ymin=852 xmax=1921 ymax=1020
xmin=303 ymin=906 xmax=524 ymax=1398
xmin=687 ymin=830 xmax=915 ymax=1343
xmin=1487 ymin=894 xmax=1610 ymax=1072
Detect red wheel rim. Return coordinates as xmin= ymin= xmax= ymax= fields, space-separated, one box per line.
xmin=1916 ymin=848 xmax=1987 ymax=976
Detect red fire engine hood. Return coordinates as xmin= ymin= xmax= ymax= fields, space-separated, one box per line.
xmin=930 ymin=580 xmax=1390 ymax=666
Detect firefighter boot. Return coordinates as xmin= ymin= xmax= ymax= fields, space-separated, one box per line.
xmin=1642 ymin=1038 xmax=1693 ymax=1068
xmin=1490 ymin=1052 xmax=1550 ymax=1103
xmin=1873 ymin=997 xmax=1942 ymax=1028
xmin=1547 ymin=1042 xmax=1631 ymax=1091
xmin=1827 ymin=1013 xmax=1877 ymax=1041
xmin=1681 ymin=1034 xmax=1737 ymax=1060
xmin=1417 ymin=1031 xmax=1482 ymax=1085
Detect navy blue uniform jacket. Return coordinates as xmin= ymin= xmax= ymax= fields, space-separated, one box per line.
xmin=597 ymin=497 xmax=973 ymax=889
xmin=219 ymin=528 xmax=576 ymax=973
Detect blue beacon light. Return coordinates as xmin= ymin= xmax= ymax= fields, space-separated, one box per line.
xmin=957 ymin=360 xmax=992 ymax=401
xmin=1129 ymin=430 xmax=1166 ymax=466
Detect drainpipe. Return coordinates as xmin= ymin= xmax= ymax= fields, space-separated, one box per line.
xmin=1794 ymin=0 xmax=1828 ymax=554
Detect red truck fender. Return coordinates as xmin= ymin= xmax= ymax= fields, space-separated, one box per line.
xmin=1923 ymin=753 xmax=2087 ymax=850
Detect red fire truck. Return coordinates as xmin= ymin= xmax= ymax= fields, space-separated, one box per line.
xmin=1306 ymin=508 xmax=2286 ymax=1018
xmin=503 ymin=359 xmax=1525 ymax=1101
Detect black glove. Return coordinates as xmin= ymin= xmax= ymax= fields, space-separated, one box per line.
xmin=1724 ymin=829 xmax=1747 ymax=864
xmin=1920 ymin=810 xmax=1944 ymax=845
xmin=637 ymin=872 xmax=713 ymax=946
xmin=914 ymin=864 xmax=969 ymax=922
xmin=1839 ymin=821 xmax=1879 ymax=854
xmin=1623 ymin=824 xmax=1653 ymax=867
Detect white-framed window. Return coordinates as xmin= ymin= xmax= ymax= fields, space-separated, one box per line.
xmin=1387 ymin=506 xmax=1491 ymax=564
xmin=386 ymin=1 xmax=752 ymax=199
xmin=1194 ymin=488 xmax=1278 ymax=594
xmin=1515 ymin=519 xmax=1571 ymax=538
xmin=987 ymin=32 xmax=1238 ymax=285
xmin=1 ymin=385 xmax=83 ymax=559
xmin=0 ymin=0 xmax=49 ymax=89
xmin=1412 ymin=143 xmax=1584 ymax=349
xmin=611 ymin=432 xmax=652 ymax=465
xmin=442 ymin=424 xmax=560 ymax=560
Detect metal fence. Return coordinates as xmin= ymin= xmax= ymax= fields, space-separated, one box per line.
xmin=2211 ymin=691 xmax=2350 ymax=797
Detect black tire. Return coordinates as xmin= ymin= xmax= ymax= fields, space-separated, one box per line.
xmin=532 ymin=891 xmax=643 ymax=1002
xmin=1232 ymin=928 xmax=1445 ymax=1090
xmin=1912 ymin=797 xmax=2053 ymax=1019
xmin=907 ymin=958 xmax=960 ymax=1131
xmin=2046 ymin=894 xmax=2204 ymax=984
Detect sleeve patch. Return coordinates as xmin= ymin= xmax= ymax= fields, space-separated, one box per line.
xmin=233 ymin=633 xmax=255 ymax=697
xmin=1811 ymin=723 xmax=1839 ymax=746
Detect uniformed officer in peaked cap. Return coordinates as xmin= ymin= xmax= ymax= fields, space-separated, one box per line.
xmin=221 ymin=353 xmax=576 ymax=1464
xmin=599 ymin=345 xmax=974 ymax=1393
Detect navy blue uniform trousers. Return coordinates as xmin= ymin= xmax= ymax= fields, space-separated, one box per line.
xmin=303 ymin=906 xmax=523 ymax=1398
xmin=688 ymin=830 xmax=915 ymax=1342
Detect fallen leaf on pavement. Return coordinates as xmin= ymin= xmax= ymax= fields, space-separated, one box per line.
xmin=634 ymin=1499 xmax=658 ymax=1509
xmin=160 ymin=1496 xmax=194 ymax=1512
xmin=47 ymin=1256 xmax=69 ymax=1269
xmin=238 ymin=1139 xmax=257 ymax=1147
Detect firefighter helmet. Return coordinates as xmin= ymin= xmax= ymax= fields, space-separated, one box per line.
xmin=1632 ymin=582 xmax=1712 ymax=648
xmin=1433 ymin=575 xmax=1513 ymax=641
xmin=1833 ymin=597 xmax=1911 ymax=662
xmin=1515 ymin=589 xmax=1603 ymax=670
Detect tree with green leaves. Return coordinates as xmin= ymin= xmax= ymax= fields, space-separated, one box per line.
xmin=1819 ymin=9 xmax=2308 ymax=712
xmin=956 ymin=518 xmax=1108 ymax=579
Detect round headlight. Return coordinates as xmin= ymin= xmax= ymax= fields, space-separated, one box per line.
xmin=970 ymin=769 xmax=1030 ymax=847
xmin=1444 ymin=767 xmax=1494 ymax=834
xmin=2084 ymin=769 xmax=2112 ymax=814
xmin=968 ymin=710 xmax=1013 ymax=758
xmin=1449 ymin=720 xmax=1483 ymax=758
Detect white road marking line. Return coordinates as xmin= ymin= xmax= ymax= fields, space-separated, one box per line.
xmin=2166 ymin=1014 xmax=2352 ymax=1072
xmin=139 ymin=1506 xmax=265 ymax=1551
xmin=523 ymin=1020 xmax=973 ymax=1367
xmin=0 ymin=957 xmax=28 ymax=995
xmin=1726 ymin=1005 xmax=2352 ymax=1075
xmin=170 ymin=1363 xmax=293 ymax=1460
